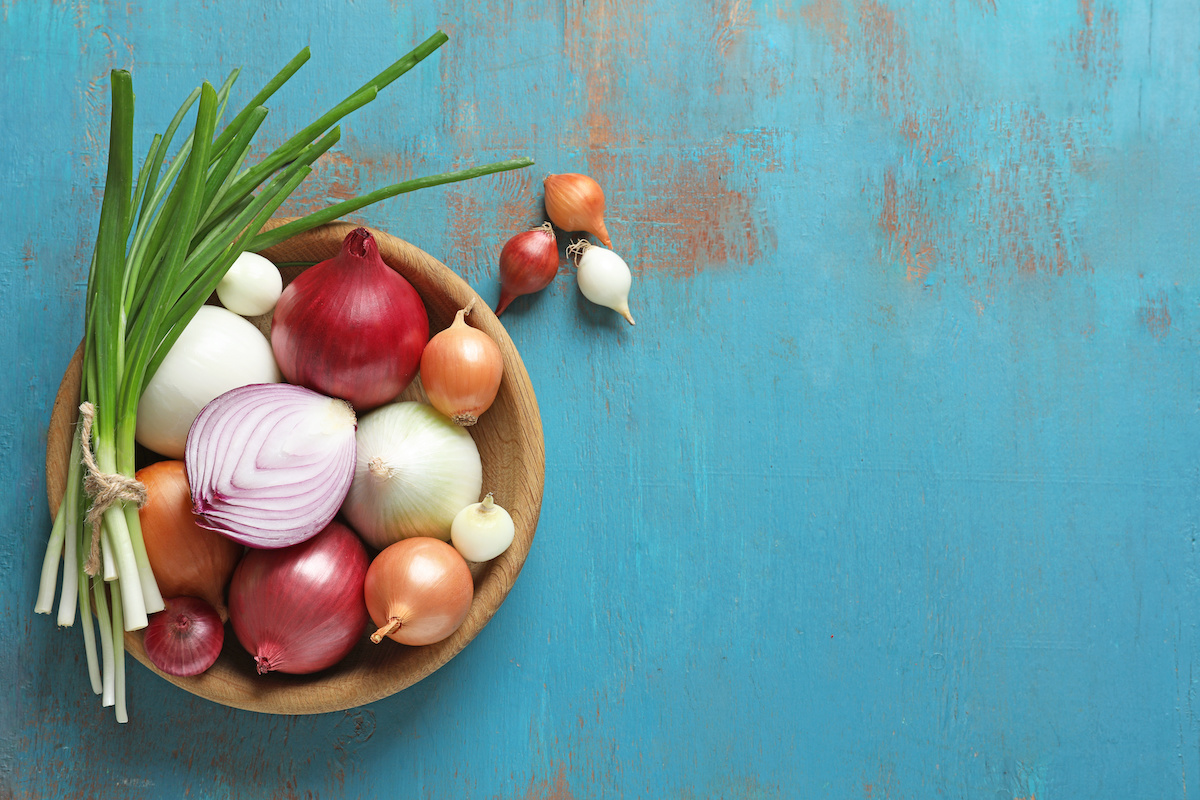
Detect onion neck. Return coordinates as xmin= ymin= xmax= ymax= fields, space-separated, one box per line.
xmin=345 ymin=227 xmax=376 ymax=259
xmin=370 ymin=617 xmax=403 ymax=644
xmin=338 ymin=227 xmax=386 ymax=276
xmin=368 ymin=457 xmax=393 ymax=480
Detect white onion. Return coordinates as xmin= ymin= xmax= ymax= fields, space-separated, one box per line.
xmin=136 ymin=305 xmax=281 ymax=458
xmin=340 ymin=401 xmax=483 ymax=549
xmin=216 ymin=251 xmax=283 ymax=317
xmin=185 ymin=383 xmax=358 ymax=549
xmin=570 ymin=240 xmax=635 ymax=325
xmin=450 ymin=494 xmax=515 ymax=562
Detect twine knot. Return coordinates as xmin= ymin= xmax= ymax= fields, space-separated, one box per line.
xmin=78 ymin=402 xmax=147 ymax=576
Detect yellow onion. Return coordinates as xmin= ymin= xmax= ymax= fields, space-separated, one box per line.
xmin=365 ymin=537 xmax=474 ymax=646
xmin=419 ymin=301 xmax=503 ymax=426
xmin=135 ymin=461 xmax=244 ymax=620
xmin=543 ymin=173 xmax=612 ymax=248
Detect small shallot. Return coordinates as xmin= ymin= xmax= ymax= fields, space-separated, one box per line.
xmin=365 ymin=537 xmax=474 ymax=647
xmin=143 ymin=596 xmax=225 ymax=677
xmin=496 ymin=222 xmax=559 ymax=315
xmin=450 ymin=493 xmax=515 ymax=562
xmin=568 ymin=240 xmax=635 ymax=325
xmin=419 ymin=300 xmax=504 ymax=426
xmin=216 ymin=251 xmax=283 ymax=317
xmin=544 ymin=173 xmax=612 ymax=248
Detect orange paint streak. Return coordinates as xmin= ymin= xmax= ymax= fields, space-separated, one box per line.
xmin=877 ymin=105 xmax=1088 ymax=305
xmin=878 ymin=169 xmax=936 ymax=283
xmin=1069 ymin=0 xmax=1120 ymax=85
xmin=563 ymin=0 xmax=642 ymax=156
xmin=632 ymin=137 xmax=766 ymax=276
xmin=801 ymin=0 xmax=913 ymax=115
xmin=519 ymin=764 xmax=576 ymax=800
xmin=1139 ymin=292 xmax=1172 ymax=339
xmin=857 ymin=0 xmax=911 ymax=115
xmin=274 ymin=149 xmax=416 ymax=220
xmin=801 ymin=0 xmax=849 ymax=44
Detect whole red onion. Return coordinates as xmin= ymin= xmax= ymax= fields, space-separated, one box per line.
xmin=143 ymin=596 xmax=225 ymax=677
xmin=228 ymin=521 xmax=369 ymax=675
xmin=271 ymin=227 xmax=429 ymax=411
xmin=496 ymin=222 xmax=559 ymax=315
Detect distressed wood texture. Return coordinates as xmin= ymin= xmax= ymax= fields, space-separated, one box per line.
xmin=2 ymin=1 xmax=1198 ymax=798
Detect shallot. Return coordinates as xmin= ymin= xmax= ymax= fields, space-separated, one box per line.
xmin=143 ymin=596 xmax=224 ymax=677
xmin=568 ymin=240 xmax=635 ymax=325
xmin=419 ymin=300 xmax=503 ymax=426
xmin=496 ymin=222 xmax=559 ymax=315
xmin=216 ymin=251 xmax=283 ymax=317
xmin=544 ymin=173 xmax=612 ymax=247
xmin=450 ymin=493 xmax=515 ymax=562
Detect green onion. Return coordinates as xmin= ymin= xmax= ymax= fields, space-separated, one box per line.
xmin=34 ymin=30 xmax=533 ymax=723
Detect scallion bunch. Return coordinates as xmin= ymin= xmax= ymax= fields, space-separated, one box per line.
xmin=33 ymin=30 xmax=531 ymax=723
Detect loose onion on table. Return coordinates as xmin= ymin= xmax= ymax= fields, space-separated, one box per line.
xmin=135 ymin=460 xmax=243 ymax=619
xmin=185 ymin=383 xmax=358 ymax=549
xmin=341 ymin=401 xmax=483 ymax=548
xmin=544 ymin=173 xmax=612 ymax=248
xmin=496 ymin=222 xmax=560 ymax=315
xmin=419 ymin=300 xmax=504 ymax=426
xmin=365 ymin=537 xmax=474 ymax=647
xmin=228 ymin=520 xmax=369 ymax=676
xmin=568 ymin=240 xmax=635 ymax=325
xmin=271 ymin=227 xmax=429 ymax=411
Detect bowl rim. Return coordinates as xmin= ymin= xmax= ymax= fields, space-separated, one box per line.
xmin=44 ymin=218 xmax=545 ymax=714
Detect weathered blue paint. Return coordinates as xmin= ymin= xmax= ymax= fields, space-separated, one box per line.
xmin=3 ymin=0 xmax=1199 ymax=797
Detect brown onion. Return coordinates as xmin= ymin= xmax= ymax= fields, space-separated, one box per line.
xmin=543 ymin=173 xmax=612 ymax=248
xmin=365 ymin=537 xmax=474 ymax=646
xmin=496 ymin=222 xmax=559 ymax=315
xmin=136 ymin=460 xmax=243 ymax=620
xmin=418 ymin=301 xmax=503 ymax=426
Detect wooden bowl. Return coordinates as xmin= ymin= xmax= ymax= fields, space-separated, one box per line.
xmin=45 ymin=219 xmax=544 ymax=714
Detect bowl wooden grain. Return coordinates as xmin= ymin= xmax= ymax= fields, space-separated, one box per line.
xmin=45 ymin=219 xmax=544 ymax=715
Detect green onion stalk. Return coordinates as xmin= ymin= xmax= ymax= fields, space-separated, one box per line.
xmin=33 ymin=31 xmax=532 ymax=723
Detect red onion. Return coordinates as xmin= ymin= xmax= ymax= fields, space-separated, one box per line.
xmin=143 ymin=596 xmax=225 ymax=677
xmin=186 ymin=383 xmax=358 ymax=549
xmin=271 ymin=227 xmax=429 ymax=411
xmin=365 ymin=537 xmax=474 ymax=646
xmin=496 ymin=222 xmax=559 ymax=315
xmin=228 ymin=521 xmax=369 ymax=675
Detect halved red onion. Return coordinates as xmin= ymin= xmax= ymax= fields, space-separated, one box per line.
xmin=185 ymin=383 xmax=357 ymax=549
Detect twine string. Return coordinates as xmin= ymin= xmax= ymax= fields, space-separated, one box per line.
xmin=77 ymin=402 xmax=147 ymax=576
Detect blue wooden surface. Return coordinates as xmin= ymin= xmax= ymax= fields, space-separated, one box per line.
xmin=3 ymin=1 xmax=1199 ymax=797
